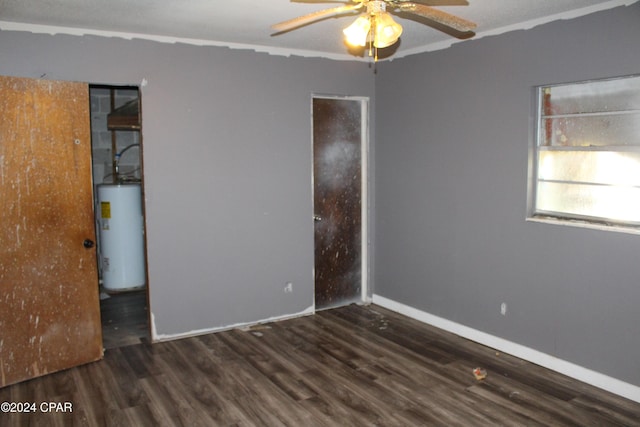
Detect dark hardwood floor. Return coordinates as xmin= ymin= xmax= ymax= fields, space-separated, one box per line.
xmin=100 ymin=290 xmax=149 ymax=349
xmin=2 ymin=304 xmax=639 ymax=426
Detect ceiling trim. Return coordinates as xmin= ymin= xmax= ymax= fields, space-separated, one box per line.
xmin=0 ymin=21 xmax=360 ymax=62
xmin=392 ymin=0 xmax=639 ymax=60
xmin=1 ymin=0 xmax=637 ymax=62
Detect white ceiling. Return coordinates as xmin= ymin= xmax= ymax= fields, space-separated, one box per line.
xmin=0 ymin=0 xmax=636 ymax=60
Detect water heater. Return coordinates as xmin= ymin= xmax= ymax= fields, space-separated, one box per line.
xmin=97 ymin=183 xmax=146 ymax=292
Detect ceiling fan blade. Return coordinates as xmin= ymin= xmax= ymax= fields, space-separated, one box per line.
xmin=291 ymin=0 xmax=469 ymax=4
xmin=292 ymin=1 xmax=354 ymax=3
xmin=396 ymin=3 xmax=476 ymax=32
xmin=272 ymin=4 xmax=363 ymax=33
xmin=290 ymin=0 xmax=351 ymax=4
xmin=394 ymin=0 xmax=469 ymax=5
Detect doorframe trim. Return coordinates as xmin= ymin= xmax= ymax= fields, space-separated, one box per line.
xmin=311 ymin=94 xmax=371 ymax=308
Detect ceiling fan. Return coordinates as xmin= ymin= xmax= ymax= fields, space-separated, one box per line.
xmin=272 ymin=0 xmax=476 ymax=57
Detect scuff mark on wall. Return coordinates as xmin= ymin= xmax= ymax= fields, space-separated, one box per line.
xmin=150 ymin=312 xmax=157 ymax=342
xmin=151 ymin=304 xmax=315 ymax=343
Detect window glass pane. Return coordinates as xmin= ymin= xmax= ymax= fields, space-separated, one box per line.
xmin=536 ymin=181 xmax=640 ymax=223
xmin=538 ymin=151 xmax=640 ymax=186
xmin=540 ymin=113 xmax=640 ymax=147
xmin=542 ymin=75 xmax=640 ymax=115
xmin=534 ymin=74 xmax=640 ymax=228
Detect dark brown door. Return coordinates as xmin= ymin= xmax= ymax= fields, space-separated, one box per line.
xmin=0 ymin=76 xmax=103 ymax=387
xmin=313 ymin=97 xmax=365 ymax=310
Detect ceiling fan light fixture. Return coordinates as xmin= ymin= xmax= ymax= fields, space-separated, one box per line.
xmin=272 ymin=0 xmax=476 ymax=57
xmin=373 ymin=12 xmax=402 ymax=48
xmin=343 ymin=15 xmax=372 ymax=47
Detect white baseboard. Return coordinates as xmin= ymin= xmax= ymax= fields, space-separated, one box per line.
xmin=373 ymin=294 xmax=640 ymax=403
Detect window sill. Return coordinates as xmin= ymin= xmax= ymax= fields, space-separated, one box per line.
xmin=526 ymin=216 xmax=640 ymax=236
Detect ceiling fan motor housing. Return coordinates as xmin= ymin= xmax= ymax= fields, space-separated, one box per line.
xmin=367 ymin=1 xmax=387 ymax=15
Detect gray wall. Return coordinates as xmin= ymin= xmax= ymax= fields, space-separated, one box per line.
xmin=375 ymin=3 xmax=640 ymax=386
xmin=2 ymin=1 xmax=639 ymax=389
xmin=0 ymin=31 xmax=375 ymax=336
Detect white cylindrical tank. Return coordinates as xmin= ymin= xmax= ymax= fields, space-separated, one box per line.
xmin=97 ymin=183 xmax=146 ymax=292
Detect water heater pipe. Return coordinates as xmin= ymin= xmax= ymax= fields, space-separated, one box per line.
xmin=115 ymin=143 xmax=140 ymax=182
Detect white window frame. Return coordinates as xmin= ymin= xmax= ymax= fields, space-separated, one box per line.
xmin=528 ymin=74 xmax=640 ymax=235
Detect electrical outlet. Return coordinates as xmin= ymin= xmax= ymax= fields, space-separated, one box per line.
xmin=500 ymin=302 xmax=507 ymax=316
xmin=284 ymin=282 xmax=293 ymax=293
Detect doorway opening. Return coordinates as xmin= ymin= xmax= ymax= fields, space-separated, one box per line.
xmin=89 ymin=85 xmax=149 ymax=348
xmin=312 ymin=96 xmax=369 ymax=310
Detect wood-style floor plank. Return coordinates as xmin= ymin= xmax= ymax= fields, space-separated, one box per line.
xmin=1 ymin=303 xmax=639 ymax=426
xmin=100 ymin=290 xmax=149 ymax=350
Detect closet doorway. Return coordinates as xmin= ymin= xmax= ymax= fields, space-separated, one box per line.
xmin=312 ymin=96 xmax=369 ymax=310
xmin=89 ymin=85 xmax=149 ymax=349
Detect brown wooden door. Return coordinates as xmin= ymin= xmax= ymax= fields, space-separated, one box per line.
xmin=0 ymin=76 xmax=103 ymax=387
xmin=312 ymin=97 xmax=366 ymax=310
